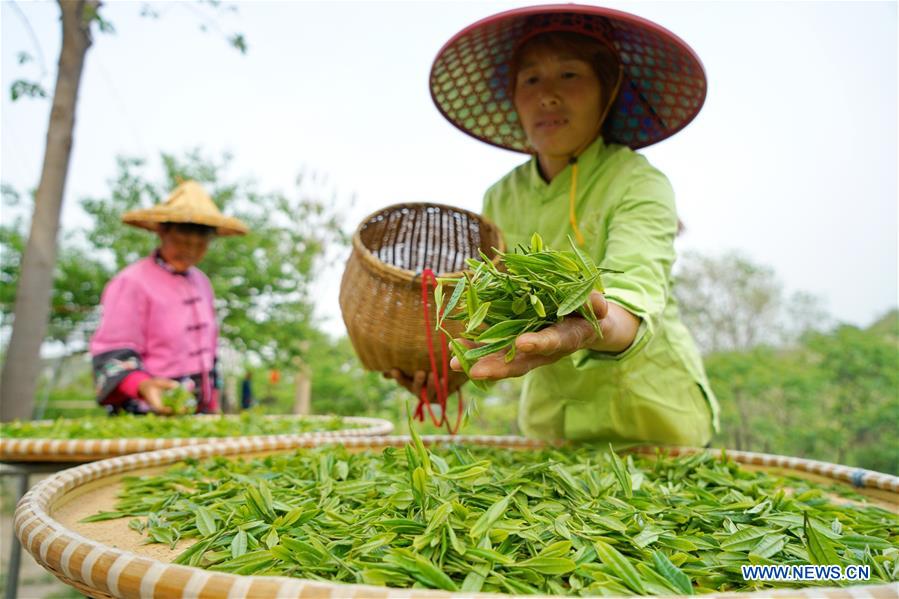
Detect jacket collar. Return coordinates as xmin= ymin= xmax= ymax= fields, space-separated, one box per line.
xmin=152 ymin=249 xmax=189 ymax=277
xmin=528 ymin=135 xmax=608 ymax=201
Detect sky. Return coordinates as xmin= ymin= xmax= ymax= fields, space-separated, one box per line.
xmin=2 ymin=1 xmax=897 ymax=339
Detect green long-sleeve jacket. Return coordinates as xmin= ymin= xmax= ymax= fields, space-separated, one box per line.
xmin=483 ymin=135 xmax=719 ymax=446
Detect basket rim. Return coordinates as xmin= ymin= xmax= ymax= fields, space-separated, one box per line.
xmin=0 ymin=414 xmax=394 ymax=462
xmin=14 ymin=436 xmax=899 ymax=599
xmin=351 ymin=201 xmax=506 ymax=282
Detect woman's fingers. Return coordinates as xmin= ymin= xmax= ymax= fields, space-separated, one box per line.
xmin=516 ymin=317 xmax=597 ymax=356
xmin=157 ymin=378 xmax=179 ymax=390
xmin=412 ymin=370 xmax=426 ymax=398
xmin=144 ymin=388 xmax=173 ymax=415
xmin=469 ymin=348 xmax=555 ymax=379
xmin=449 ymin=339 xmax=478 ymax=372
xmin=589 ymin=290 xmax=609 ymax=319
xmin=459 ymin=296 xmax=609 ymax=379
xmin=383 ymin=369 xmax=441 ymax=402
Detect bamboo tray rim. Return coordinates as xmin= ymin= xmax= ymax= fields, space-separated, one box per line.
xmin=15 ymin=435 xmax=899 ymax=599
xmin=0 ymin=414 xmax=394 ymax=462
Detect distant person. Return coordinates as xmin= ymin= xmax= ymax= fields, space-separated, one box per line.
xmin=388 ymin=5 xmax=719 ymax=446
xmin=89 ymin=181 xmax=248 ymax=415
xmin=240 ymin=370 xmax=255 ymax=410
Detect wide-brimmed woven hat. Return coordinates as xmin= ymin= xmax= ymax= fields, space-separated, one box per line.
xmin=430 ymin=3 xmax=707 ymax=151
xmin=121 ymin=180 xmax=248 ymax=236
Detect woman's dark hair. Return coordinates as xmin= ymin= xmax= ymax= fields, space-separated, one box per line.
xmin=510 ymin=31 xmax=622 ymax=128
xmin=159 ymin=222 xmax=216 ymax=237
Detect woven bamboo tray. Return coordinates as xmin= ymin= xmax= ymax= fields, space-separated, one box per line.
xmin=0 ymin=414 xmax=393 ymax=462
xmin=15 ymin=436 xmax=899 ymax=599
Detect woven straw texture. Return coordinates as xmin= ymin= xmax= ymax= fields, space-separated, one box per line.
xmin=339 ymin=202 xmax=504 ymax=391
xmin=430 ymin=4 xmax=707 ymax=152
xmin=0 ymin=414 xmax=393 ymax=462
xmin=121 ymin=180 xmax=247 ymax=236
xmin=16 ymin=436 xmax=899 ymax=599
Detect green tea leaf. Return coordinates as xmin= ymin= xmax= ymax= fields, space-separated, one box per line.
xmin=231 ymin=530 xmax=248 ymax=559
xmin=511 ymin=557 xmax=577 ymax=575
xmin=838 ymin=535 xmax=894 ymax=550
xmin=441 ymin=277 xmax=467 ymax=324
xmin=607 ymin=444 xmax=633 ymax=498
xmin=195 ymin=506 xmax=217 ymax=537
xmin=749 ymin=534 xmax=787 ymax=560
xmin=652 ymin=550 xmax=693 ymax=595
xmin=464 ymin=339 xmax=513 ymax=361
xmin=593 ymin=539 xmax=645 ymax=594
xmin=476 ymin=319 xmax=531 ymax=343
xmin=556 ymin=278 xmax=596 ymax=316
xmin=804 ymin=514 xmax=841 ymax=566
xmin=469 ymin=492 xmax=514 ymax=541
xmin=530 ymin=294 xmax=546 ymax=318
xmin=466 ymin=301 xmax=491 ymax=333
xmin=720 ymin=527 xmax=772 ymax=551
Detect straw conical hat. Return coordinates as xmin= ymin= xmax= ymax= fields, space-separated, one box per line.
xmin=121 ymin=180 xmax=248 ymax=236
xmin=430 ymin=4 xmax=707 ymax=151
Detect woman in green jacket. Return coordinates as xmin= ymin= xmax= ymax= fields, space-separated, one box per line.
xmin=392 ymin=4 xmax=719 ymax=446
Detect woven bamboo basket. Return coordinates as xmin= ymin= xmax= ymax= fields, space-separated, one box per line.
xmin=15 ymin=436 xmax=899 ymax=599
xmin=339 ymin=202 xmax=504 ymax=393
xmin=0 ymin=414 xmax=393 ymax=462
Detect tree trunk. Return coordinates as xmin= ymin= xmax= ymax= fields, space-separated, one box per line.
xmin=0 ymin=0 xmax=95 ymax=421
xmin=733 ymin=391 xmax=750 ymax=451
xmin=293 ymin=363 xmax=311 ymax=415
xmin=223 ymin=374 xmax=238 ymax=414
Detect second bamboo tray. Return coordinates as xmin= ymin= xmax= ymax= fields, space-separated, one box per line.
xmin=0 ymin=414 xmax=394 ymax=462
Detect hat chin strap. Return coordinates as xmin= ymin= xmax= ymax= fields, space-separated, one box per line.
xmin=567 ymin=63 xmax=625 ymax=246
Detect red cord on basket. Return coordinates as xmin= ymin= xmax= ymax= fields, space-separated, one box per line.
xmin=417 ymin=268 xmax=464 ymax=434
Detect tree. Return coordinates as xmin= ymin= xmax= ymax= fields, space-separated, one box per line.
xmin=1 ymin=0 xmax=97 ymax=421
xmin=673 ymin=250 xmax=830 ymax=354
xmin=305 ymin=336 xmax=399 ymax=417
xmin=706 ymin=310 xmax=898 ymax=474
xmin=802 ymin=314 xmax=899 ymax=474
xmin=1 ymin=1 xmax=247 ymax=421
xmin=705 ymin=345 xmax=823 ymax=453
xmin=2 ymin=185 xmax=109 ymax=349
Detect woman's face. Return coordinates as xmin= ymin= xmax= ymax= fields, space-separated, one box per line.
xmin=513 ymin=44 xmax=603 ymax=168
xmin=157 ymin=227 xmax=212 ymax=272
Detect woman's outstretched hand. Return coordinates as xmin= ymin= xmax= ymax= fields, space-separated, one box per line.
xmin=383 ymin=369 xmax=439 ymax=401
xmin=137 ymin=377 xmax=178 ymax=415
xmin=450 ymin=291 xmax=638 ymax=380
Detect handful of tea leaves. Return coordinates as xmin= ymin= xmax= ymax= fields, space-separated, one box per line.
xmin=162 ymin=384 xmax=197 ymax=415
xmin=434 ymin=233 xmax=617 ymax=387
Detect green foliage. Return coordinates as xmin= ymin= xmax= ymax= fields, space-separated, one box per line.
xmin=674 ymin=250 xmax=829 ymax=354
xmin=228 ymin=33 xmax=247 ymax=54
xmin=0 ymin=187 xmax=25 ymax=321
xmin=82 ymin=2 xmax=115 ymax=34
xmin=0 ymin=186 xmax=108 ymax=346
xmin=305 ymin=336 xmax=398 ymax=417
xmin=709 ymin=311 xmax=899 ymax=474
xmin=10 ymin=79 xmax=47 ymax=101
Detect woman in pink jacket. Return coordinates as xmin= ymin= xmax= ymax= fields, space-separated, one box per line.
xmin=89 ymin=181 xmax=247 ymax=415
